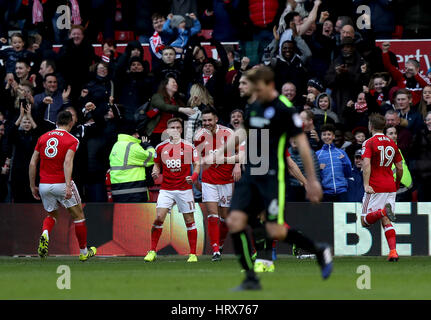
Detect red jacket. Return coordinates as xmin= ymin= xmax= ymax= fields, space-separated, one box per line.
xmin=249 ymin=0 xmax=279 ymax=28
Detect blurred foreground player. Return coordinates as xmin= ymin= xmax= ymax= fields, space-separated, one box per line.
xmin=144 ymin=118 xmax=200 ymax=263
xmin=211 ymin=67 xmax=332 ymax=290
xmin=361 ymin=114 xmax=403 ymax=261
xmin=29 ymin=111 xmax=97 ymax=261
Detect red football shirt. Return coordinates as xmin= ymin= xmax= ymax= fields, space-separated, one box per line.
xmin=361 ymin=133 xmax=402 ymax=193
xmin=155 ymin=139 xmax=199 ymax=190
xmin=35 ymin=128 xmax=79 ymax=184
xmin=194 ymin=125 xmax=235 ymax=185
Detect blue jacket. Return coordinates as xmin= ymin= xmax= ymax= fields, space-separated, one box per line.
xmin=163 ymin=18 xmax=201 ymax=49
xmin=316 ymin=143 xmax=352 ymax=195
xmin=347 ymin=166 xmax=364 ymax=202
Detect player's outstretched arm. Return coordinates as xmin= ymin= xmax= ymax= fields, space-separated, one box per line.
xmin=287 ymin=156 xmax=307 ymax=186
xmin=29 ymin=150 xmax=40 ymax=200
xmin=395 ymin=161 xmax=403 ymax=190
xmin=63 ymin=149 xmax=76 ymax=200
xmin=294 ymin=132 xmax=322 ymax=203
xmin=362 ymin=157 xmax=375 ymax=194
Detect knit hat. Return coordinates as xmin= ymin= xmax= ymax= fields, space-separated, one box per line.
xmin=307 ymin=78 xmax=324 ymax=93
xmin=129 ymin=56 xmax=144 ymax=67
xmin=170 ymin=15 xmax=186 ymax=29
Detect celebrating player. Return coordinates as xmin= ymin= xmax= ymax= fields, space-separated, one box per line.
xmin=144 ymin=118 xmax=200 ymax=263
xmin=361 ymin=113 xmax=403 ymax=261
xmin=29 ymin=110 xmax=97 ymax=261
xmin=218 ymin=67 xmax=331 ymax=290
xmin=194 ymin=107 xmax=242 ymax=261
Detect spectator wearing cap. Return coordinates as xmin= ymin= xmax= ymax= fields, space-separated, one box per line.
xmin=346 ymin=149 xmax=364 ymax=202
xmin=115 ymin=40 xmax=150 ymax=79
xmin=304 ymin=77 xmax=324 ymax=108
xmin=162 ymin=13 xmax=201 ymax=55
xmin=115 ymin=56 xmax=154 ymax=122
xmin=325 ymin=36 xmax=368 ymax=117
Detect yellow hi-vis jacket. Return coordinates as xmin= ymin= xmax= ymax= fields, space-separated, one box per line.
xmin=109 ymin=134 xmax=155 ymax=201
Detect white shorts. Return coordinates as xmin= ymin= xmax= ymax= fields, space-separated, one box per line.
xmin=361 ymin=192 xmax=396 ymax=216
xmin=39 ymin=181 xmax=81 ymax=212
xmin=156 ymin=189 xmax=195 ymax=213
xmin=201 ymin=182 xmax=233 ymax=207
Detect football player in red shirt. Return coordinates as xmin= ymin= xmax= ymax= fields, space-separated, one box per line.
xmin=29 ymin=110 xmax=96 ymax=261
xmin=194 ymin=107 xmax=242 ymax=261
xmin=144 ymin=118 xmax=200 ymax=263
xmin=361 ymin=113 xmax=403 ymax=261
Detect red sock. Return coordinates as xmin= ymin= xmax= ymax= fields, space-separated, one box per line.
xmin=364 ymin=209 xmax=385 ymax=225
xmin=207 ymin=215 xmax=219 ymax=253
xmin=74 ymin=219 xmax=87 ymax=249
xmin=384 ymin=223 xmax=396 ymax=251
xmin=42 ymin=216 xmax=56 ymax=236
xmin=219 ymin=217 xmax=229 ymax=248
xmin=150 ymin=221 xmax=163 ymax=251
xmin=186 ymin=222 xmax=197 ymax=255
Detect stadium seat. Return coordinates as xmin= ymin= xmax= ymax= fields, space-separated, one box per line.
xmin=392 ymin=25 xmax=403 ymax=39
xmin=198 ymin=29 xmax=213 ymax=40
xmin=115 ymin=31 xmax=135 ymax=43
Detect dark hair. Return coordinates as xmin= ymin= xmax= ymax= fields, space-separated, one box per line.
xmin=384 ymin=125 xmax=397 ymax=135
xmin=103 ymin=38 xmax=116 ymax=48
xmin=201 ymin=106 xmax=218 ymax=117
xmin=163 ymin=46 xmax=176 ymax=54
xmin=16 ymin=58 xmax=30 ymax=67
xmin=320 ymin=124 xmax=336 ymax=134
xmin=284 ymin=12 xmax=300 ymax=25
xmin=44 ymin=73 xmax=57 ymax=82
xmin=42 ymin=59 xmax=57 ymax=72
xmin=369 ymin=113 xmax=386 ymax=131
xmin=394 ymin=88 xmax=412 ymax=99
xmin=57 ymin=110 xmax=73 ymax=126
xmin=151 ymin=13 xmax=165 ymax=21
xmin=10 ymin=32 xmax=25 ymax=45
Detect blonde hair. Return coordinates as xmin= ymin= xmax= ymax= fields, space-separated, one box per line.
xmin=418 ymin=85 xmax=431 ymax=119
xmin=188 ymin=83 xmax=214 ymax=107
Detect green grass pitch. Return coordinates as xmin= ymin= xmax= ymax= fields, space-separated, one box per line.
xmin=0 ymin=255 xmax=430 ymax=300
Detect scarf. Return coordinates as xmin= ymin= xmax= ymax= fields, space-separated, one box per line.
xmin=355 ymin=102 xmax=368 ymax=113
xmin=32 ymin=0 xmax=44 ymax=24
xmin=151 ymin=32 xmax=165 ymax=55
xmin=32 ymin=0 xmax=80 ymax=25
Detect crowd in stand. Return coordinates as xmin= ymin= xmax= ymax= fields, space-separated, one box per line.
xmin=1 ymin=0 xmax=431 ymax=204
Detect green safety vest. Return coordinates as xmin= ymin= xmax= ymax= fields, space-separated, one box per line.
xmin=109 ymin=134 xmax=155 ymax=196
xmin=392 ymin=149 xmax=412 ymax=189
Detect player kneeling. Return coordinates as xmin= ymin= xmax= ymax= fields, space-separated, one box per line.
xmin=29 ymin=111 xmax=96 ymax=261
xmin=144 ymin=118 xmax=200 ymax=263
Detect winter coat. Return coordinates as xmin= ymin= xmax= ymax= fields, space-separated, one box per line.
xmin=316 ymin=143 xmax=352 ymax=195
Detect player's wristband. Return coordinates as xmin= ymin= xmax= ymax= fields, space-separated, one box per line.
xmin=191 ymin=172 xmax=199 ymax=182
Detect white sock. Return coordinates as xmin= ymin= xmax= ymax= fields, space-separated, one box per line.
xmin=42 ymin=230 xmax=49 ymax=241
xmin=80 ymin=248 xmax=88 ymax=255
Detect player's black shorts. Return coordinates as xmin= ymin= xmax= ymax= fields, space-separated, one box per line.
xmin=230 ymin=170 xmax=285 ymax=224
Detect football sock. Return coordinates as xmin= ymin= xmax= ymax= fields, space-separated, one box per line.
xmin=284 ymin=227 xmax=317 ymax=254
xmin=384 ymin=223 xmax=396 ymax=251
xmin=207 ymin=214 xmax=220 ymax=253
xmin=264 ymin=236 xmax=273 ymax=261
xmin=252 ymin=223 xmax=266 ymax=259
xmin=42 ymin=216 xmax=56 ymax=240
xmin=150 ymin=220 xmax=164 ymax=251
xmin=186 ymin=222 xmax=197 ymax=255
xmin=364 ymin=208 xmax=385 ymax=226
xmin=74 ymin=219 xmax=87 ymax=252
xmin=219 ymin=217 xmax=229 ymax=248
xmin=231 ymin=230 xmax=254 ymax=272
